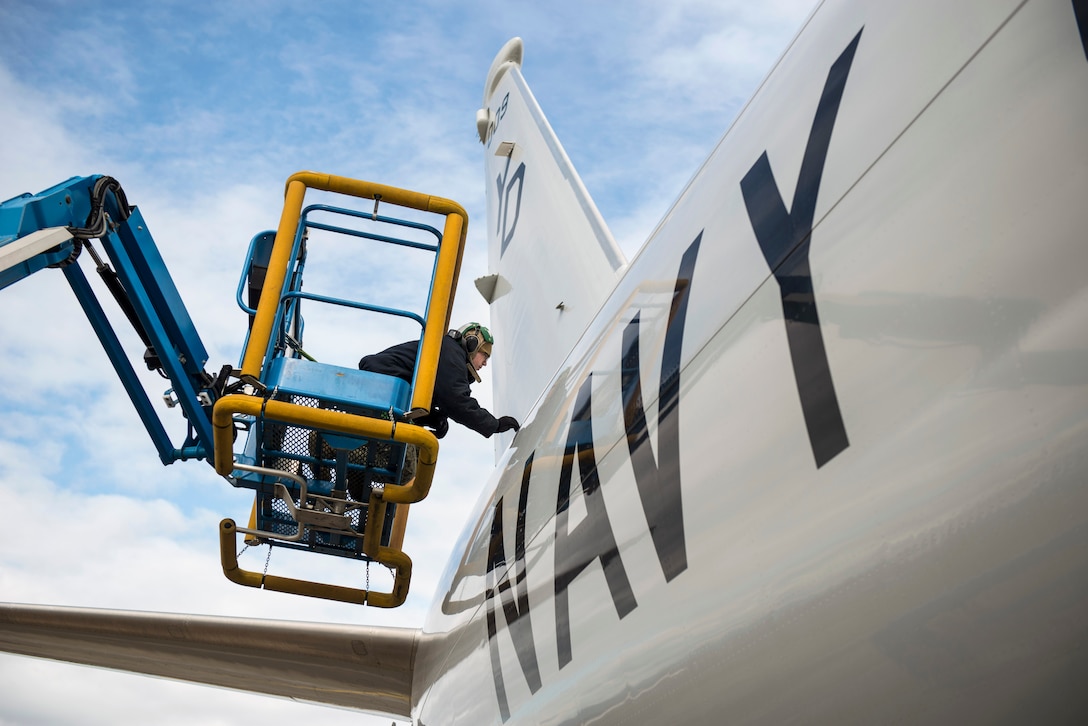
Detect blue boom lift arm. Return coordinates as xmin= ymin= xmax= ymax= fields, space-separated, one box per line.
xmin=0 ymin=175 xmax=218 ymax=463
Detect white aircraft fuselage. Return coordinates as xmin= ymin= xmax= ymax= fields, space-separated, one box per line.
xmin=414 ymin=0 xmax=1088 ymax=722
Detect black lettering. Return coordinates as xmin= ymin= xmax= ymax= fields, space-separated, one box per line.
xmin=487 ymin=454 xmax=541 ymax=722
xmin=554 ymin=375 xmax=637 ymax=668
xmin=485 ymin=454 xmax=541 ymax=721
xmin=496 ymin=155 xmax=526 ymax=257
xmin=486 ymin=93 xmax=510 ymax=147
xmin=1074 ymin=0 xmax=1088 ymax=61
xmin=620 ymin=233 xmax=701 ymax=581
xmin=739 ymin=30 xmax=861 ymax=468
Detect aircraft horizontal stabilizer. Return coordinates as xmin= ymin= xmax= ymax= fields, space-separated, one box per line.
xmin=477 ymin=38 xmax=627 ymax=425
xmin=0 ymin=602 xmax=418 ymax=718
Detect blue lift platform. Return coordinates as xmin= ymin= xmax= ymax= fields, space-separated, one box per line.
xmin=0 ymin=171 xmax=468 ymax=607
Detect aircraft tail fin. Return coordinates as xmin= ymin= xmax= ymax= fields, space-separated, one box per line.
xmin=475 ymin=38 xmax=627 ymax=426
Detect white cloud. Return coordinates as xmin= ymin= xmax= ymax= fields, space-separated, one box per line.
xmin=0 ymin=67 xmax=100 ymax=201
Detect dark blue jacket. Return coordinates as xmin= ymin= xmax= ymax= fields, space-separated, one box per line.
xmin=359 ymin=335 xmax=501 ymax=437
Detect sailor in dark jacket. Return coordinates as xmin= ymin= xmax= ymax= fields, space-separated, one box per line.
xmin=359 ymin=322 xmax=520 ymax=438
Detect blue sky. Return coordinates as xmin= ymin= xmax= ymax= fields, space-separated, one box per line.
xmin=0 ymin=1 xmax=815 ymax=723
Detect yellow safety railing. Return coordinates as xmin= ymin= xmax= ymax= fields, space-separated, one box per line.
xmin=238 ymin=171 xmax=468 ymax=417
xmin=212 ymin=394 xmax=438 ymax=504
xmin=219 ymin=518 xmax=411 ymax=608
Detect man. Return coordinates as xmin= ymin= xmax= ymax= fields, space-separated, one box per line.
xmin=359 ymin=322 xmax=520 ymax=439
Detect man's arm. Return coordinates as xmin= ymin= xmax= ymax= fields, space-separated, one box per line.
xmin=441 ymin=372 xmax=503 ymax=437
xmin=431 ymin=337 xmax=505 ymax=436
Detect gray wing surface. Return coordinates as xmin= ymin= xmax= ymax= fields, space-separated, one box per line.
xmin=0 ymin=602 xmax=418 ymax=718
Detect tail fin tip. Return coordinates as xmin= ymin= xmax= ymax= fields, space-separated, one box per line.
xmin=477 ymin=38 xmax=524 ymax=144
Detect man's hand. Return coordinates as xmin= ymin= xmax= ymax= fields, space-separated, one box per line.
xmin=496 ymin=416 xmax=521 ymax=433
xmin=428 ymin=417 xmax=449 ymax=439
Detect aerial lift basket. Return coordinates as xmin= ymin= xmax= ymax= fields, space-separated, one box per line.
xmin=213 ymin=172 xmax=467 ymax=607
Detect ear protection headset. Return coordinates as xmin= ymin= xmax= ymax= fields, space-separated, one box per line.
xmin=449 ymin=322 xmax=494 ymax=354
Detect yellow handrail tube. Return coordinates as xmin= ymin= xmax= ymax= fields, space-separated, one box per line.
xmin=284 ymin=171 xmax=469 ymax=219
xmin=212 ymin=394 xmax=438 ymax=504
xmin=355 ymin=494 xmax=413 ymax=607
xmin=219 ymin=519 xmax=411 ymax=607
xmin=240 ymin=179 xmax=308 ymax=377
xmin=410 ymin=211 xmax=464 ymax=413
